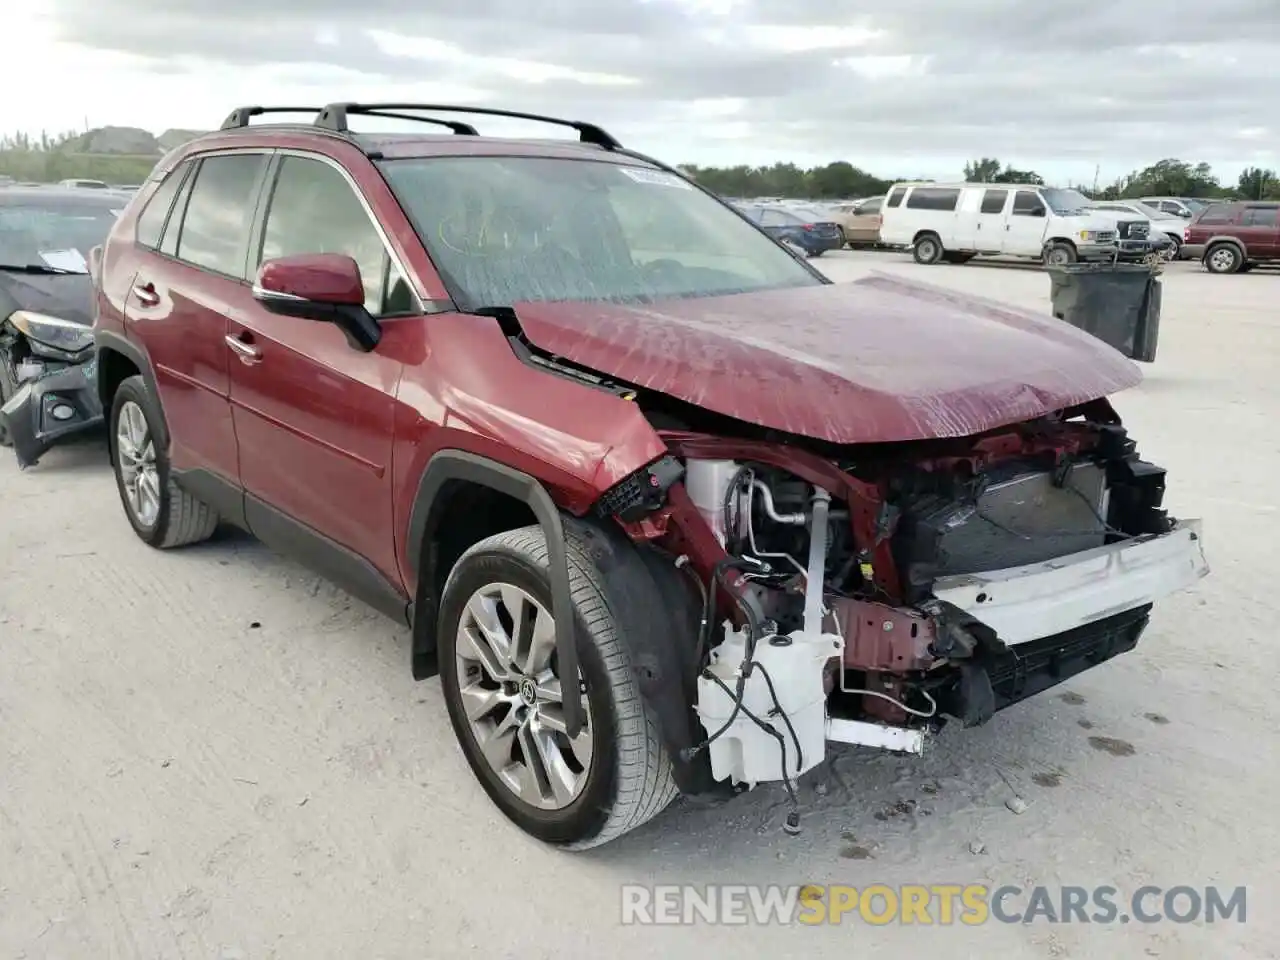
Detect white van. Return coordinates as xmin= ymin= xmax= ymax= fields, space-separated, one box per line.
xmin=878 ymin=182 xmax=1120 ymax=266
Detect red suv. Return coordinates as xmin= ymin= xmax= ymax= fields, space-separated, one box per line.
xmin=1183 ymin=200 xmax=1280 ymax=273
xmin=92 ymin=103 xmax=1209 ymax=849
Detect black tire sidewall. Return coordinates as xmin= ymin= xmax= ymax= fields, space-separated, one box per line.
xmin=1206 ymin=244 xmax=1240 ymax=273
xmin=0 ymin=344 xmax=17 ymax=446
xmin=914 ymin=236 xmax=940 ymax=264
xmin=437 ymin=546 xmax=623 ymax=847
xmin=109 ymin=376 xmax=173 ymax=546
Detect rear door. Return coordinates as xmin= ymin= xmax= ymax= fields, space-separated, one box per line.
xmin=228 ymin=151 xmax=412 ymax=585
xmin=1239 ymin=206 xmax=1280 ymax=258
xmin=1003 ymin=190 xmax=1049 ymax=255
xmin=125 ymin=151 xmax=270 ymax=483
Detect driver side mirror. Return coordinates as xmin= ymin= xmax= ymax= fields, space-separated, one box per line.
xmin=253 ymin=253 xmax=381 ymax=352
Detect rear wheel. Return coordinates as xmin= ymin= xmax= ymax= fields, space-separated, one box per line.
xmin=438 ymin=524 xmax=677 ymax=849
xmin=1204 ymin=243 xmax=1243 ymax=274
xmin=1163 ymin=235 xmax=1182 ymax=260
xmin=109 ymin=375 xmax=219 ymax=548
xmin=913 ymin=234 xmax=943 ymax=265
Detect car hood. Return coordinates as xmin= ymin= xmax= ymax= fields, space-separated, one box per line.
xmin=0 ymin=271 xmax=93 ymax=326
xmin=511 ymin=273 xmax=1142 ymax=445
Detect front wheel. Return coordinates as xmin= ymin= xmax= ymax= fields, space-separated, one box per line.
xmin=1044 ymin=242 xmax=1077 ymax=267
xmin=109 ymin=375 xmax=219 ymax=548
xmin=438 ymin=524 xmax=677 ymax=849
xmin=0 ymin=344 xmax=18 ymax=447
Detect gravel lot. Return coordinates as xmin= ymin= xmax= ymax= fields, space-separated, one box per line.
xmin=2 ymin=251 xmax=1276 ymax=959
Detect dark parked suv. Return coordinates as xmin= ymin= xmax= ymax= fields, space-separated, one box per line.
xmin=92 ymin=102 xmax=1209 ymax=849
xmin=1183 ymin=200 xmax=1280 ymax=273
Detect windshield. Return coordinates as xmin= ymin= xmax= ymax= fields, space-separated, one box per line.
xmin=0 ymin=197 xmax=121 ymax=273
xmin=1041 ymin=188 xmax=1093 ymax=216
xmin=1183 ymin=198 xmax=1211 ymax=212
xmin=378 ymin=156 xmax=821 ymax=309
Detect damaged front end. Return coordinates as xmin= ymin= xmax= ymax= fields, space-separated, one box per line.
xmin=0 ymin=314 xmax=103 ymax=468
xmin=595 ymin=403 xmax=1209 ymax=804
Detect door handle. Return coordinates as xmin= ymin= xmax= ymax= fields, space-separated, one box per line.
xmin=132 ymin=282 xmax=160 ymax=307
xmin=225 ymin=332 xmax=262 ymax=364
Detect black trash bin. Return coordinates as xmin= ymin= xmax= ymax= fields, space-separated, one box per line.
xmin=1046 ymin=262 xmax=1162 ymax=363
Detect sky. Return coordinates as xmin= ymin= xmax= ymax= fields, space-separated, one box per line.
xmin=8 ymin=1 xmax=1279 ymax=187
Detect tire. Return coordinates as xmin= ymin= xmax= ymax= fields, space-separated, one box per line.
xmin=438 ymin=524 xmax=677 ymax=849
xmin=807 ymin=248 xmax=824 ymax=259
xmin=108 ymin=375 xmax=219 ymax=548
xmin=913 ymin=234 xmax=943 ymax=265
xmin=836 ymin=226 xmax=847 ymax=247
xmin=1044 ymin=242 xmax=1077 ymax=267
xmin=1164 ymin=235 xmax=1182 ymax=260
xmin=1204 ymin=243 xmax=1243 ymax=274
xmin=0 ymin=344 xmax=18 ymax=448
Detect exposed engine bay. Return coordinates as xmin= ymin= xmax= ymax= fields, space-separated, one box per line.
xmin=596 ymin=409 xmax=1210 ymax=825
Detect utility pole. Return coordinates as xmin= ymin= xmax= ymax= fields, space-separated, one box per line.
xmin=1092 ymin=164 xmax=1100 ymax=195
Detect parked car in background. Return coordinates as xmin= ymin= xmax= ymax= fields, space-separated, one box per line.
xmin=1183 ymin=200 xmax=1280 ymax=273
xmin=1139 ymin=197 xmax=1210 ymax=219
xmin=826 ymin=197 xmax=883 ymax=246
xmin=0 ymin=186 xmax=124 ymax=463
xmin=737 ymin=203 xmax=844 ymax=257
xmin=879 ymin=182 xmax=1119 ymax=266
xmin=57 ymin=178 xmax=111 ymax=190
xmin=1089 ymin=200 xmax=1189 ymax=259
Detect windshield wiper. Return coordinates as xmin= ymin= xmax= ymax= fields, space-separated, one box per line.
xmin=0 ymin=263 xmax=84 ymax=275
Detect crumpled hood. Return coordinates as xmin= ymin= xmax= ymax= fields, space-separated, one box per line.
xmin=511 ymin=273 xmax=1142 ymax=444
xmin=0 ymin=272 xmax=92 ymax=326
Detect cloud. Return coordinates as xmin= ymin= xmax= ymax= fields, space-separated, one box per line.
xmin=24 ymin=0 xmax=1280 ymax=182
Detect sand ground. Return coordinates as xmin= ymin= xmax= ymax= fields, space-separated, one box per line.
xmin=2 ymin=252 xmax=1276 ymax=959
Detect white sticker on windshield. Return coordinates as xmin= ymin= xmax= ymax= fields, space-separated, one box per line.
xmin=619 ymin=167 xmax=694 ymax=190
xmin=38 ymin=248 xmax=88 ymax=272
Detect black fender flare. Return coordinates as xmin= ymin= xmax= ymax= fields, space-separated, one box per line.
xmin=406 ymin=449 xmax=583 ymax=737
xmin=566 ymin=519 xmax=729 ymax=799
xmin=94 ymin=329 xmax=168 ymax=453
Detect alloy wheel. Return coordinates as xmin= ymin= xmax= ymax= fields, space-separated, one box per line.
xmin=1208 ymin=247 xmax=1237 ymax=273
xmin=454 ymin=582 xmax=593 ymax=810
xmin=116 ymin=399 xmax=161 ymax=527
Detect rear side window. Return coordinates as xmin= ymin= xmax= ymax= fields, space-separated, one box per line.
xmin=860 ymin=197 xmax=883 ymax=214
xmin=175 ymin=153 xmax=267 ymax=278
xmin=905 ymin=188 xmax=960 ymax=211
xmin=886 ymin=187 xmax=907 ymax=208
xmin=1196 ymin=204 xmax=1234 ymax=224
xmin=980 ymin=189 xmax=1008 ymax=214
xmin=134 ymin=164 xmax=190 ymax=249
xmin=1241 ymin=207 xmax=1278 ymax=227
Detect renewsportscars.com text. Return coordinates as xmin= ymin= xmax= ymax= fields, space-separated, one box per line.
xmin=620 ymin=884 xmax=1248 ymax=926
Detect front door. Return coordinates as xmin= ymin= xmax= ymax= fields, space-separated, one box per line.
xmin=1002 ymin=189 xmax=1049 ymax=256
xmin=227 ymin=152 xmax=413 ymax=587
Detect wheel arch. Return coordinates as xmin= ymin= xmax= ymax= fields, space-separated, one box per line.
xmin=1204 ymin=235 xmax=1248 ymax=256
xmin=95 ymin=329 xmax=166 ymax=460
xmin=406 ymin=450 xmax=585 ymax=734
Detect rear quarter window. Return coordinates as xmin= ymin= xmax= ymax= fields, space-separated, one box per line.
xmin=134 ymin=164 xmax=191 ymax=249
xmin=886 ymin=187 xmax=908 ymax=208
xmin=905 ymin=188 xmax=961 ymax=212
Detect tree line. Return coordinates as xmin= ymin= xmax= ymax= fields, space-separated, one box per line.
xmin=4 ymin=127 xmax=1279 ymax=202
xmin=684 ymin=156 xmax=1280 ymax=202
xmin=0 ymin=130 xmax=157 ymax=185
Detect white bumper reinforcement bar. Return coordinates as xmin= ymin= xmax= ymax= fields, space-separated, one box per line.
xmin=930 ymin=520 xmax=1209 ymax=646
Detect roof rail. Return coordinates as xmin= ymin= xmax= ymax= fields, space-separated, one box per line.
xmin=314 ymin=102 xmax=621 ymax=150
xmin=220 ymin=106 xmax=324 ymax=130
